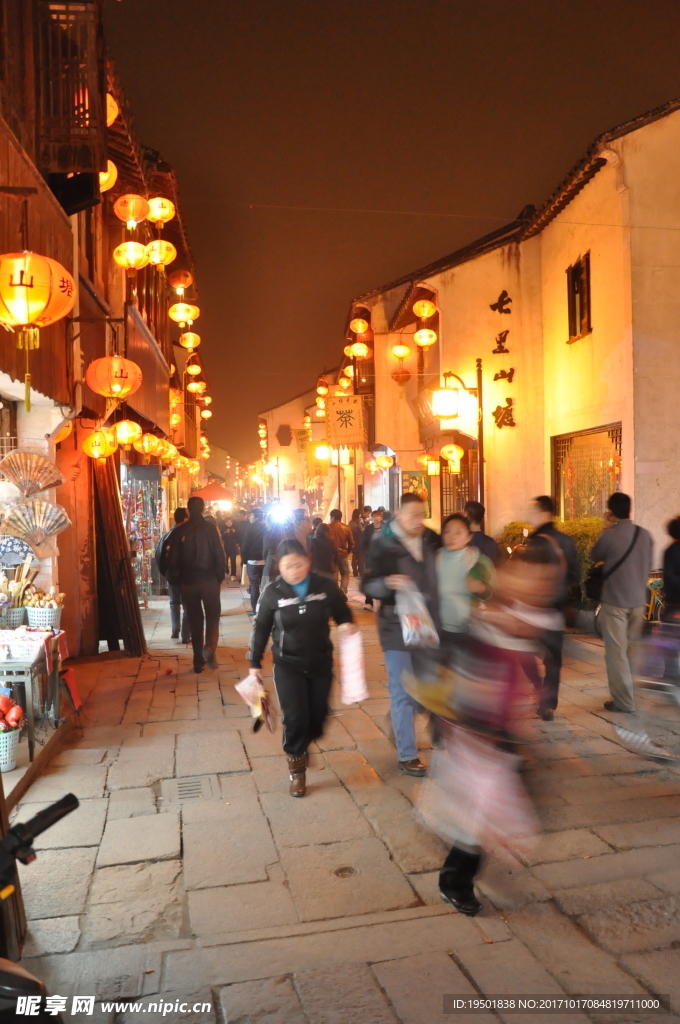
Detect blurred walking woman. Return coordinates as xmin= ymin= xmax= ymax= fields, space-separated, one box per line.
xmin=247 ymin=539 xmax=355 ymax=797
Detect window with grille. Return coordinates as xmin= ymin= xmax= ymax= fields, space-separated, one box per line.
xmin=37 ymin=1 xmax=106 ymax=175
xmin=567 ymin=252 xmax=591 ymax=341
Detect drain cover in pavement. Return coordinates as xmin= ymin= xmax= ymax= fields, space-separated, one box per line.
xmin=160 ymin=774 xmax=220 ymax=803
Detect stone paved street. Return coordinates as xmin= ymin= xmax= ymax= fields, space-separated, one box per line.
xmin=6 ymin=579 xmax=680 ymax=1022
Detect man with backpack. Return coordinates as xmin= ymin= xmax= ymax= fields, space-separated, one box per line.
xmin=156 ymin=507 xmax=190 ymax=643
xmin=590 ymin=492 xmax=653 ymax=713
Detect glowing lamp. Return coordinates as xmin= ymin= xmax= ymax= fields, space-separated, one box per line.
xmin=416 ymin=454 xmax=430 ymax=468
xmin=315 ymin=408 xmax=325 ymax=418
xmin=413 ymin=299 xmax=436 ymax=319
xmin=431 ymin=384 xmax=459 ymax=420
xmin=315 ymin=445 xmax=330 ymax=461
xmin=54 ymin=421 xmax=73 ymax=445
xmin=203 ymin=396 xmax=213 ymax=405
xmin=82 ymin=430 xmax=117 ymax=460
xmin=375 ymin=454 xmax=394 ymax=470
xmin=113 ymin=241 xmax=149 ymax=271
xmin=147 ymin=197 xmax=176 ymax=225
xmin=169 ymin=303 xmax=200 ymax=327
xmin=427 ymin=459 xmax=441 ymax=476
xmin=170 ymin=413 xmax=181 ymax=428
xmin=349 ymin=317 xmax=369 ymax=334
xmin=338 ymin=377 xmax=353 ymax=391
xmin=201 ymin=409 xmax=213 ymax=419
xmin=391 ymin=343 xmax=411 ymax=360
xmin=179 ymin=332 xmax=200 ymax=350
xmin=414 ymin=328 xmax=437 ymax=348
xmin=316 ymin=381 xmax=329 ymax=396
xmin=99 ymin=160 xmax=118 ymax=193
xmin=440 ymin=443 xmax=464 ymax=463
xmin=343 ymin=345 xmax=353 ymax=358
xmin=0 ymin=252 xmax=76 ymax=330
xmin=106 ymin=93 xmax=120 ymax=127
xmin=315 ymin=397 xmax=326 ymax=409
xmin=168 ymin=269 xmax=193 ymax=296
xmin=259 ymin=440 xmax=267 ymax=449
xmin=133 ymin=433 xmax=161 ymax=456
xmin=146 ymin=239 xmax=177 ymax=267
xmin=366 ymin=460 xmax=378 ymax=473
xmin=349 ymin=341 xmax=370 ymax=359
xmin=186 ymin=380 xmax=202 ymax=394
xmin=113 ymin=420 xmax=143 ymax=449
xmin=186 ymin=361 xmax=201 ymax=376
xmin=113 ymin=194 xmax=150 ymax=229
xmin=344 ymin=365 xmax=354 ymax=377
xmin=85 ymin=356 xmax=143 ymax=399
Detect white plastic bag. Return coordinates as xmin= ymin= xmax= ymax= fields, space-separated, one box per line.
xmin=235 ymin=673 xmax=266 ymax=718
xmin=395 ymin=583 xmax=439 ymax=648
xmin=339 ymin=629 xmax=369 ymax=704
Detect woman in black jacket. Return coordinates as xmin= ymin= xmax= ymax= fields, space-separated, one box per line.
xmin=663 ymin=516 xmax=680 ymax=619
xmin=248 ymin=538 xmax=355 ymax=796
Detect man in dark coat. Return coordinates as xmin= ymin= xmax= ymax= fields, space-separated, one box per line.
xmin=240 ymin=509 xmax=267 ymax=612
xmin=156 ymin=507 xmax=189 ymax=642
xmin=362 ymin=493 xmax=441 ymax=775
xmin=166 ymin=496 xmax=225 ymax=673
xmin=527 ymin=494 xmax=581 ymax=719
xmin=464 ymin=500 xmax=501 ymax=564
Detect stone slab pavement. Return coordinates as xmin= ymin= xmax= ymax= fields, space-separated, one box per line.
xmin=6 ymin=577 xmax=680 ymax=1022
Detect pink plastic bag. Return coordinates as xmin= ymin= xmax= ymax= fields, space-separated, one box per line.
xmin=339 ymin=629 xmax=369 ymax=704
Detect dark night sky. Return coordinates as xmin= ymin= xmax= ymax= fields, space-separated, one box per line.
xmin=103 ymin=0 xmax=680 ymax=463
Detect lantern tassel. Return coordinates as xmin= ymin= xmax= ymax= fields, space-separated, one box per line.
xmin=24 ymin=373 xmax=31 ymax=412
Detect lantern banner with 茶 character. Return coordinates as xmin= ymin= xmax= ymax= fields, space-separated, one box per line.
xmin=326 ymin=396 xmax=366 ymax=447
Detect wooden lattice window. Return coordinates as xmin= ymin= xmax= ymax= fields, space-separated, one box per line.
xmin=37 ymin=1 xmax=106 ymax=175
xmin=567 ymin=252 xmax=591 ymax=342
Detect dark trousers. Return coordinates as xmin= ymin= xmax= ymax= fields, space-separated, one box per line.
xmin=181 ymin=578 xmax=221 ymax=666
xmin=247 ymin=564 xmax=263 ymax=611
xmin=273 ymin=657 xmax=333 ymax=756
xmin=440 ymin=846 xmax=482 ymax=898
xmin=224 ymin=550 xmax=237 ymax=576
xmin=352 ymin=550 xmax=364 ymax=577
xmin=538 ymin=629 xmax=564 ymax=711
xmin=168 ymin=583 xmax=190 ymax=642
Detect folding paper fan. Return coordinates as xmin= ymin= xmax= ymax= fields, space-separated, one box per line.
xmin=2 ymin=501 xmax=71 ymax=546
xmin=0 ymin=451 xmax=63 ymax=497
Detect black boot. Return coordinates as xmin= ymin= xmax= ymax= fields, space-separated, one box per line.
xmin=439 ymin=846 xmax=483 ymax=916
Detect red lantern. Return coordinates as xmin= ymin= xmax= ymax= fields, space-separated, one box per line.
xmin=168 ymin=269 xmax=193 ymax=295
xmin=85 ymin=356 xmax=143 ymax=400
xmin=392 ymin=368 xmax=411 ymax=386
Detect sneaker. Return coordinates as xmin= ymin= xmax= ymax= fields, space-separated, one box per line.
xmin=398 ymin=757 xmax=426 ymax=777
xmin=440 ymin=888 xmax=483 ymax=916
xmin=604 ymin=700 xmax=634 ymax=714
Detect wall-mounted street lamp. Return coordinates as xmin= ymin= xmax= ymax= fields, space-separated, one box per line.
xmin=431 ymin=360 xmax=485 ymax=505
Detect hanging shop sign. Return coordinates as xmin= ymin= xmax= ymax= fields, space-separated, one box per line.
xmin=326 ymin=395 xmax=365 ymax=447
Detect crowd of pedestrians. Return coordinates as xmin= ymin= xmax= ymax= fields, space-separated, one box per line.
xmin=154 ymin=486 xmax=670 ymax=914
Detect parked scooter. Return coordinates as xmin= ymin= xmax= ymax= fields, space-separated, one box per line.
xmin=0 ymin=794 xmax=79 ymax=1021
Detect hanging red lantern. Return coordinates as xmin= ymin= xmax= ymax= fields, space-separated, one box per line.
xmin=0 ymin=251 xmax=76 ymax=410
xmin=168 ymin=269 xmax=193 ymax=295
xmin=106 ymin=93 xmax=119 ymax=127
xmin=113 ymin=420 xmax=143 ymax=450
xmin=179 ymin=332 xmax=200 ymax=350
xmin=85 ymin=356 xmax=143 ymax=400
xmin=169 ymin=303 xmax=200 ymax=328
xmin=82 ymin=429 xmax=118 ymax=461
xmin=147 ymin=197 xmax=176 ymax=226
xmin=99 ymin=160 xmax=118 ymax=193
xmin=113 ymin=194 xmax=150 ymax=229
xmin=392 ymin=368 xmax=411 ymax=386
xmin=146 ymin=239 xmax=177 ymax=267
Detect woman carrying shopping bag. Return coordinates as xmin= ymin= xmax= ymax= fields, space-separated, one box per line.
xmin=247 ymin=539 xmax=356 ymax=796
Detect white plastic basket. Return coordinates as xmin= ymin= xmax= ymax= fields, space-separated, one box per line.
xmin=0 ymin=608 xmax=25 ymax=629
xmin=0 ymin=728 xmax=20 ymax=772
xmin=26 ymin=607 xmax=62 ymax=629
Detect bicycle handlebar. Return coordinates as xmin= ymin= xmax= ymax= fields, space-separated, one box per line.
xmin=0 ymin=794 xmax=79 ymax=894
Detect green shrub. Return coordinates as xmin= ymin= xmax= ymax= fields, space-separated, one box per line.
xmin=495 ymin=516 xmax=604 ymax=596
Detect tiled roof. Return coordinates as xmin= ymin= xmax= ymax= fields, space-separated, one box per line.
xmin=350 ymin=97 xmax=680 ymax=307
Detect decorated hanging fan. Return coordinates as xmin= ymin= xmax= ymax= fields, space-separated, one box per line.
xmin=0 ymin=451 xmax=63 ymax=498
xmin=2 ymin=501 xmax=71 ymax=547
